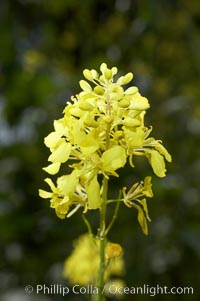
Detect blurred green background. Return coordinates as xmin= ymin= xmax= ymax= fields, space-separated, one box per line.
xmin=0 ymin=0 xmax=200 ymax=300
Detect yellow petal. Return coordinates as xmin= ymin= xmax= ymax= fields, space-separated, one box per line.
xmin=54 ymin=119 xmax=66 ymax=134
xmin=147 ymin=149 xmax=166 ymax=178
xmin=143 ymin=176 xmax=153 ymax=197
xmin=55 ymin=211 xmax=66 ymax=219
xmin=123 ymin=117 xmax=141 ymax=128
xmin=129 ymin=93 xmax=150 ymax=110
xmin=48 ymin=141 xmax=71 ymax=163
xmin=137 ymin=198 xmax=151 ymax=222
xmin=124 ymin=128 xmax=144 ymax=148
xmin=155 ymin=142 xmax=172 ymax=162
xmin=77 ymin=130 xmax=99 ymax=156
xmin=39 ymin=189 xmax=52 ymax=199
xmin=43 ymin=162 xmax=61 ymax=175
xmin=44 ymin=178 xmax=57 ymax=192
xmin=101 ymin=146 xmax=126 ymax=173
xmin=44 ymin=132 xmax=61 ymax=148
xmin=86 ymin=176 xmax=101 ymax=209
xmin=134 ymin=203 xmax=148 ymax=235
xmin=56 ymin=197 xmax=70 ymax=215
xmin=57 ymin=170 xmax=79 ymax=195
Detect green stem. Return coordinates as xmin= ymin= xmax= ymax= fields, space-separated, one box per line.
xmin=95 ymin=87 xmax=111 ymax=301
xmin=105 ymin=191 xmax=122 ymax=236
xmin=82 ymin=214 xmax=93 ymax=237
xmin=96 ymin=176 xmax=108 ymax=301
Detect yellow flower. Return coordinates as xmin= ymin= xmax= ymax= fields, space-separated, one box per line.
xmin=39 ymin=63 xmax=171 ymax=233
xmin=39 ymin=178 xmax=70 ymax=219
xmin=100 ymin=146 xmax=126 ymax=177
xmin=122 ymin=177 xmax=152 ymax=235
xmin=39 ymin=173 xmax=86 ymax=219
xmin=63 ymin=234 xmax=125 ymax=285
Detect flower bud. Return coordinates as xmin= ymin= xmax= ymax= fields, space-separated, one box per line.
xmin=91 ymin=69 xmax=98 ymax=79
xmin=79 ymin=102 xmax=94 ymax=111
xmin=106 ymin=242 xmax=123 ymax=259
xmin=123 ymin=117 xmax=141 ymax=127
xmin=103 ymin=115 xmax=113 ymax=124
xmin=123 ymin=72 xmax=133 ymax=84
xmin=105 ymin=69 xmax=112 ymax=80
xmin=113 ymin=131 xmax=123 ymax=140
xmin=79 ymin=80 xmax=92 ymax=92
xmin=125 ymin=86 xmax=138 ymax=95
xmin=117 ymin=72 xmax=133 ymax=85
xmin=118 ymin=99 xmax=130 ymax=108
xmin=100 ymin=63 xmax=107 ymax=73
xmin=109 ymin=85 xmax=124 ymax=101
xmin=94 ymin=85 xmax=105 ymax=95
xmin=83 ymin=69 xmax=93 ymax=81
xmin=111 ymin=67 xmax=118 ymax=75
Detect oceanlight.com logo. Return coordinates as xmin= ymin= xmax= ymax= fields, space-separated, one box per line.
xmin=107 ymin=284 xmax=194 ymax=296
xmin=25 ymin=284 xmax=194 ymax=297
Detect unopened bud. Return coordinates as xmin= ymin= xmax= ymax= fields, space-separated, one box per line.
xmin=83 ymin=69 xmax=93 ymax=81
xmin=106 ymin=243 xmax=123 ymax=259
xmin=118 ymin=99 xmax=130 ymax=108
xmin=105 ymin=69 xmax=112 ymax=80
xmin=79 ymin=102 xmax=94 ymax=111
xmin=94 ymin=85 xmax=105 ymax=95
xmin=123 ymin=118 xmax=141 ymax=127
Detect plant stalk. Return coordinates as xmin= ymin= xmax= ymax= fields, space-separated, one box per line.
xmin=95 ymin=88 xmax=110 ymax=301
xmin=96 ymin=176 xmax=108 ymax=301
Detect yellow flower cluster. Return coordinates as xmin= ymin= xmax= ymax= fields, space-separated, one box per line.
xmin=63 ymin=233 xmax=125 ymax=285
xmin=39 ymin=63 xmax=171 ymax=233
